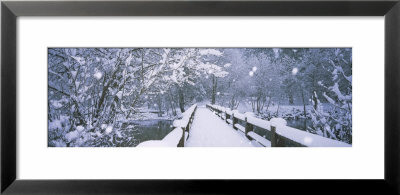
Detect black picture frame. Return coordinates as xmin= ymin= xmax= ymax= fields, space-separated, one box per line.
xmin=1 ymin=0 xmax=399 ymax=194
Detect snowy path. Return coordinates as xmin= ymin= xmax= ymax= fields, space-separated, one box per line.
xmin=185 ymin=107 xmax=255 ymax=147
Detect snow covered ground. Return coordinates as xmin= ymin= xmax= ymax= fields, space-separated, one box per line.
xmin=185 ymin=107 xmax=256 ymax=147
xmin=235 ymin=102 xmax=311 ymax=118
xmin=235 ymin=102 xmax=336 ymax=119
xmin=124 ymin=107 xmax=182 ymax=121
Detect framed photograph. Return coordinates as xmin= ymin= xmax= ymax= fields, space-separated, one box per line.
xmin=2 ymin=0 xmax=399 ymax=194
xmin=47 ymin=47 xmax=352 ymax=148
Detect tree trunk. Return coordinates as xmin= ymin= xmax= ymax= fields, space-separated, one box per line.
xmin=265 ymin=96 xmax=272 ymax=112
xmin=211 ymin=75 xmax=217 ymax=104
xmin=95 ymin=63 xmax=121 ymax=120
xmin=178 ymin=87 xmax=185 ymax=113
xmin=230 ymin=95 xmax=237 ymax=110
xmin=275 ymin=95 xmax=282 ymax=116
xmin=301 ymin=90 xmax=307 ymax=130
xmin=260 ymin=95 xmax=266 ymax=112
xmin=312 ymin=91 xmax=318 ymax=110
xmin=288 ymin=92 xmax=294 ymax=105
xmin=48 ymin=101 xmax=52 ymax=122
xmin=157 ymin=95 xmax=162 ymax=117
xmin=168 ymin=92 xmax=177 ymax=116
xmin=256 ymin=94 xmax=265 ymax=114
xmin=251 ymin=99 xmax=255 ymax=112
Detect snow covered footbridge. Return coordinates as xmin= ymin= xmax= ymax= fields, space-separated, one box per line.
xmin=138 ymin=104 xmax=351 ymax=147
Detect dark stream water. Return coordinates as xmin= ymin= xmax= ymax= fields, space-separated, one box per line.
xmin=119 ymin=119 xmax=173 ymax=147
xmin=286 ymin=118 xmax=308 ymax=131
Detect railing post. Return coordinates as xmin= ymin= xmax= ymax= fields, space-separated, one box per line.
xmin=232 ymin=114 xmax=238 ymax=130
xmin=245 ymin=117 xmax=253 ymax=139
xmin=270 ymin=118 xmax=287 ymax=147
xmin=178 ymin=127 xmax=185 ymax=147
xmin=186 ymin=105 xmax=196 ymax=141
xmin=270 ymin=125 xmax=277 ymax=147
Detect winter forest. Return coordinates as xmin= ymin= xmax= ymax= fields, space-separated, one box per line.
xmin=48 ymin=48 xmax=352 ymax=147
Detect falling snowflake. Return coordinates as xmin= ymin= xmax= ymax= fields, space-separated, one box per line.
xmin=252 ymin=66 xmax=257 ymax=72
xmin=217 ymin=92 xmax=220 ymax=95
xmin=105 ymin=125 xmax=113 ymax=134
xmin=249 ymin=71 xmax=254 ymax=77
xmin=292 ymin=68 xmax=298 ymax=75
xmin=94 ymin=72 xmax=103 ymax=80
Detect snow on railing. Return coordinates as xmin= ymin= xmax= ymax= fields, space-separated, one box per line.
xmin=206 ymin=104 xmax=351 ymax=147
xmin=137 ymin=104 xmax=197 ymax=147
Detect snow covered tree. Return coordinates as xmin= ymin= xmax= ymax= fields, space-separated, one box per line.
xmin=307 ymin=48 xmax=352 ymax=143
xmin=48 ymin=48 xmax=230 ymax=146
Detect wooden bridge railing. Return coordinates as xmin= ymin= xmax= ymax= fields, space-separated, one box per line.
xmin=137 ymin=104 xmax=197 ymax=147
xmin=206 ymin=104 xmax=351 ymax=147
xmin=172 ymin=104 xmax=197 ymax=147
